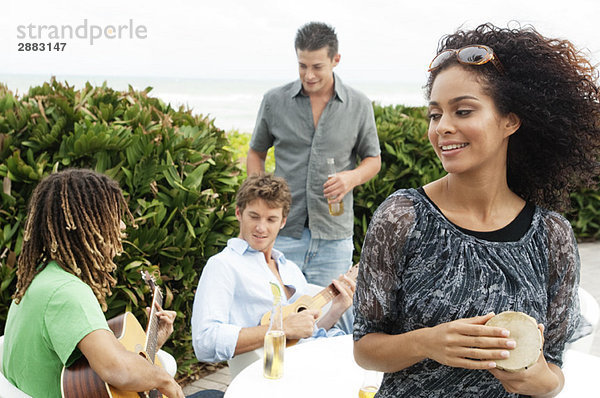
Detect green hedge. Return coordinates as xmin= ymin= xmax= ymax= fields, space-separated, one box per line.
xmin=225 ymin=130 xmax=275 ymax=175
xmin=0 ymin=79 xmax=241 ymax=376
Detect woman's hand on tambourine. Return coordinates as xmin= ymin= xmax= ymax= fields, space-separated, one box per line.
xmin=489 ymin=324 xmax=563 ymax=396
xmin=422 ymin=313 xmax=516 ymax=370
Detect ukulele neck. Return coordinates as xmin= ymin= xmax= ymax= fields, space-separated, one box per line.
xmin=312 ymin=283 xmax=339 ymax=309
xmin=311 ymin=264 xmax=357 ymax=309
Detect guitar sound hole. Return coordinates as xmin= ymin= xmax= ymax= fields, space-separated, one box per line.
xmin=297 ymin=306 xmax=308 ymax=312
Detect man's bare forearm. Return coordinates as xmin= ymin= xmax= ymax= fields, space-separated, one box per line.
xmin=351 ymin=155 xmax=381 ymax=188
xmin=247 ymin=148 xmax=268 ymax=176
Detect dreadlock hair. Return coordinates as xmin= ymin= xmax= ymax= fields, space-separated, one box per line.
xmin=14 ymin=169 xmax=132 ymax=311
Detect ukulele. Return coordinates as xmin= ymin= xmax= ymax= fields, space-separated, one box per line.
xmin=61 ymin=271 xmax=166 ymax=398
xmin=260 ymin=264 xmax=359 ymax=347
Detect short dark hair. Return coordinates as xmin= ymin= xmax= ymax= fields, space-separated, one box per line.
xmin=236 ymin=174 xmax=292 ymax=218
xmin=425 ymin=23 xmax=600 ymax=212
xmin=294 ymin=22 xmax=338 ymax=59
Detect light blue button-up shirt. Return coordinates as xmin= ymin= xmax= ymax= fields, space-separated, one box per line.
xmin=191 ymin=238 xmax=342 ymax=362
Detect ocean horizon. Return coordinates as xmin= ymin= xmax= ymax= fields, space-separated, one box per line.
xmin=0 ymin=74 xmax=427 ymax=134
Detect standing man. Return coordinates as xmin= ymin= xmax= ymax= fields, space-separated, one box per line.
xmin=246 ymin=22 xmax=381 ymax=327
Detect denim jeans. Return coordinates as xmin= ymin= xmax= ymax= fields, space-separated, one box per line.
xmin=274 ymin=228 xmax=355 ymax=333
xmin=186 ymin=389 xmax=224 ymax=398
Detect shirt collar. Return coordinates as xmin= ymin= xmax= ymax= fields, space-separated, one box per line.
xmin=290 ymin=73 xmax=346 ymax=103
xmin=227 ymin=238 xmax=288 ymax=264
xmin=332 ymin=74 xmax=347 ymax=102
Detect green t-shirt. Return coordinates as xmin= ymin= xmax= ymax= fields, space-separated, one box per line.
xmin=2 ymin=261 xmax=110 ymax=397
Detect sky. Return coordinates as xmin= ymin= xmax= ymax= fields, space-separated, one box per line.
xmin=2 ymin=0 xmax=600 ymax=84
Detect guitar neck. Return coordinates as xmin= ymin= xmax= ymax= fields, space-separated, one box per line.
xmin=145 ymin=285 xmax=163 ymax=362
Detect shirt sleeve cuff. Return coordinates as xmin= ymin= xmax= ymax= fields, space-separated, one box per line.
xmin=215 ymin=323 xmax=243 ymax=362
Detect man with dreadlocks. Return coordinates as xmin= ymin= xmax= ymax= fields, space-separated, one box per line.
xmin=2 ymin=169 xmax=185 ymax=398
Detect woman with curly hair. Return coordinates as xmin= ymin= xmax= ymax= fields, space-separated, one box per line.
xmin=353 ymin=23 xmax=600 ymax=397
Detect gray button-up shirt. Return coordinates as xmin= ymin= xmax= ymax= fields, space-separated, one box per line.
xmin=250 ymin=74 xmax=380 ymax=240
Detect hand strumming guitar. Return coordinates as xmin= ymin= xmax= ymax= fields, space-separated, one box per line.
xmin=279 ymin=275 xmax=355 ymax=340
xmin=282 ymin=309 xmax=320 ymax=340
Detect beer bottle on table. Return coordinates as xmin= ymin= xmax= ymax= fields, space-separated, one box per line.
xmin=264 ymin=282 xmax=286 ymax=379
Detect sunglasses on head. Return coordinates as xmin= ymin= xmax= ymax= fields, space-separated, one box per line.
xmin=428 ymin=45 xmax=504 ymax=74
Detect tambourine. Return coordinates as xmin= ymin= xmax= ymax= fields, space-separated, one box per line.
xmin=485 ymin=311 xmax=542 ymax=372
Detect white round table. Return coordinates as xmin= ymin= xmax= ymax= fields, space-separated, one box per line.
xmin=558 ymin=349 xmax=600 ymax=397
xmin=224 ymin=334 xmax=600 ymax=397
xmin=225 ymin=335 xmax=369 ymax=397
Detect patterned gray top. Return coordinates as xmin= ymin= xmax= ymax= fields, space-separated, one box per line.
xmin=353 ymin=188 xmax=581 ymax=398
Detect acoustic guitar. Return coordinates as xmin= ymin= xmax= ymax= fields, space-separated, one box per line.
xmin=61 ymin=271 xmax=166 ymax=398
xmin=260 ymin=264 xmax=359 ymax=347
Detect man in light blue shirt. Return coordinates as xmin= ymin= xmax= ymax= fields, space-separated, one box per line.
xmin=191 ymin=175 xmax=354 ymax=363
